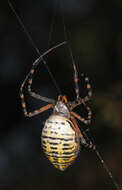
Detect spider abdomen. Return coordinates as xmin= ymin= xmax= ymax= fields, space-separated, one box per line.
xmin=41 ymin=114 xmax=80 ymax=171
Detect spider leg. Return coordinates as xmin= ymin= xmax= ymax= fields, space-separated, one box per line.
xmin=70 ymin=98 xmax=92 ymax=124
xmin=19 ymin=60 xmax=54 ymax=117
xmin=71 ymin=116 xmax=95 ymax=150
xmin=20 ymin=41 xmax=66 ymax=102
xmin=20 ymin=42 xmax=67 ymax=116
xmin=20 ymin=91 xmax=53 ymax=117
xmin=72 ymin=59 xmax=92 ymax=102
xmin=70 ymin=116 xmax=83 ymax=138
xmin=81 ymin=73 xmax=92 ymax=102
xmin=70 ymin=71 xmax=92 ymax=123
xmin=71 ymin=109 xmax=92 ymax=125
xmin=82 ymin=100 xmax=92 ymax=124
xmin=70 ymin=73 xmax=92 ymax=109
xmin=72 ymin=61 xmax=80 ymax=100
xmin=27 ymin=58 xmax=55 ymax=104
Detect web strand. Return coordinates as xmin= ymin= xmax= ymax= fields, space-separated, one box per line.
xmin=60 ymin=0 xmax=76 ymax=63
xmin=59 ymin=0 xmax=80 ymax=100
xmin=95 ymin=149 xmax=120 ymax=190
xmin=60 ymin=2 xmax=120 ymax=188
xmin=8 ymin=0 xmax=62 ymax=95
xmin=47 ymin=0 xmax=57 ymax=49
xmin=83 ymin=130 xmax=120 ymax=190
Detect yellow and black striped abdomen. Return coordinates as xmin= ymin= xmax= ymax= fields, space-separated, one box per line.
xmin=41 ymin=114 xmax=80 ymax=171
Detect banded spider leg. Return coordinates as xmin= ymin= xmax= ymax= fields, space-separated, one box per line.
xmin=20 ymin=42 xmax=66 ymax=117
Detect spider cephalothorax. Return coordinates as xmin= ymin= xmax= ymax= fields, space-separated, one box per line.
xmin=53 ymin=96 xmax=70 ymax=118
xmin=53 ymin=100 xmax=70 ymax=118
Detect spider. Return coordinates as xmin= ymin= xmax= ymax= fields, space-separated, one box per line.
xmin=8 ymin=1 xmax=120 ymax=188
xmin=19 ymin=41 xmax=95 ymax=171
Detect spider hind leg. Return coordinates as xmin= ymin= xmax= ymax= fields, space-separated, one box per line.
xmin=80 ymin=134 xmax=96 ymax=150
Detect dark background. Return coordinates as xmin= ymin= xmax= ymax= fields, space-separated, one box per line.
xmin=1 ymin=0 xmax=122 ymax=190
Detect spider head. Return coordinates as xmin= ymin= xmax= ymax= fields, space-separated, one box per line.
xmin=53 ymin=96 xmax=70 ymax=118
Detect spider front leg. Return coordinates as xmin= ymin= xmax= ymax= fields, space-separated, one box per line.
xmin=27 ymin=58 xmax=55 ymax=104
xmin=20 ymin=58 xmax=54 ymax=117
xmin=20 ymin=86 xmax=53 ymax=117
xmin=27 ymin=41 xmax=66 ymax=103
xmin=20 ymin=42 xmax=66 ymax=117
